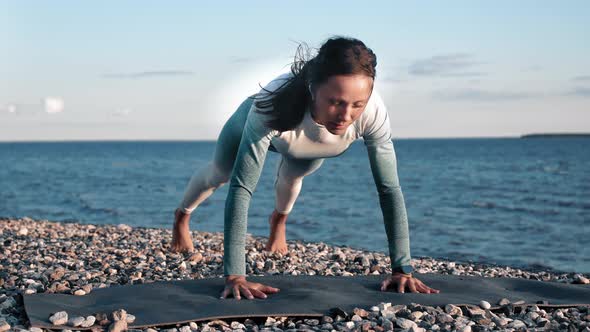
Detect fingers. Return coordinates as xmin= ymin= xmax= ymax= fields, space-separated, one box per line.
xmin=219 ymin=287 xmax=230 ymax=299
xmin=380 ymin=276 xmax=441 ymax=294
xmin=232 ymin=285 xmax=241 ymax=300
xmin=222 ymin=282 xmax=280 ymax=300
xmin=239 ymin=284 xmax=254 ymax=300
xmin=249 ymin=288 xmax=268 ymax=299
xmin=251 ymin=282 xmax=280 ymax=294
xmin=397 ymin=277 xmax=408 ymax=293
xmin=261 ymin=285 xmax=280 ymax=293
xmin=407 ymin=280 xmax=419 ymax=293
xmin=415 ymin=282 xmax=431 ymax=293
xmin=414 ymin=279 xmax=441 ymax=294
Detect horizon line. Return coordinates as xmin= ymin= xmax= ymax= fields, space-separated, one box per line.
xmin=2 ymin=133 xmax=590 ymax=143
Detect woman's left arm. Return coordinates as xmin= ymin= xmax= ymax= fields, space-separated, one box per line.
xmin=365 ymin=138 xmax=412 ymax=271
xmin=362 ymin=90 xmax=440 ymax=294
xmin=361 ymin=89 xmax=411 ymax=271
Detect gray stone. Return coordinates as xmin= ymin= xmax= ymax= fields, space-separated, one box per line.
xmin=68 ymin=316 xmax=85 ymax=327
xmin=108 ymin=319 xmax=128 ymax=332
xmin=396 ymin=317 xmax=417 ymax=329
xmin=478 ymin=300 xmax=491 ymax=309
xmin=49 ymin=311 xmax=68 ymax=325
xmin=80 ymin=315 xmax=96 ymax=327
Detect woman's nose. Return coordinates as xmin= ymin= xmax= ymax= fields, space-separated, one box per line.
xmin=337 ymin=105 xmax=354 ymax=122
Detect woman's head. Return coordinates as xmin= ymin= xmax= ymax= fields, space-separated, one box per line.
xmin=252 ymin=36 xmax=377 ymax=133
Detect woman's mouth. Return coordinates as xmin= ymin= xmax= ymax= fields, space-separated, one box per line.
xmin=331 ymin=122 xmax=347 ymax=129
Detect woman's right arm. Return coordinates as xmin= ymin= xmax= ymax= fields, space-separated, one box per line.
xmin=223 ymin=100 xmax=276 ymax=278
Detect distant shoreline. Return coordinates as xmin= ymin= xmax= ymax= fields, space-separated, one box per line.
xmin=520 ymin=133 xmax=590 ymax=138
xmin=1 ymin=134 xmax=590 ymax=143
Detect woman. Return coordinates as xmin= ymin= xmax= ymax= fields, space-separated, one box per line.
xmin=173 ymin=36 xmax=440 ymax=300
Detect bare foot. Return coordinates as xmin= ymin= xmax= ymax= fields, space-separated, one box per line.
xmin=264 ymin=209 xmax=288 ymax=255
xmin=171 ymin=208 xmax=194 ymax=253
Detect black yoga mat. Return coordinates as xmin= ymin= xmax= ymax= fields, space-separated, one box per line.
xmin=23 ymin=273 xmax=590 ymax=330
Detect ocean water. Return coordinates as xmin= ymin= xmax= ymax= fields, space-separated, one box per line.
xmin=1 ymin=138 xmax=588 ymax=273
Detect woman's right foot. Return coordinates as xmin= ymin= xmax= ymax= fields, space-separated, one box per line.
xmin=171 ymin=208 xmax=195 ymax=253
xmin=264 ymin=210 xmax=289 ymax=255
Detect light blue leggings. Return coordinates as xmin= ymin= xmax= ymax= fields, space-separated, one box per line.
xmin=178 ymin=96 xmax=324 ymax=215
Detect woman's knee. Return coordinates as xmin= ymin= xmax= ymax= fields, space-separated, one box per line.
xmin=276 ymin=174 xmax=303 ymax=187
xmin=206 ymin=161 xmax=231 ymax=187
xmin=216 ymin=169 xmax=231 ymax=186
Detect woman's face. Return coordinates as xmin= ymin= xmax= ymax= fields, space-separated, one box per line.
xmin=310 ymin=74 xmax=374 ymax=135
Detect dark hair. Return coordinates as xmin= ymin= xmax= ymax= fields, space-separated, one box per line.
xmin=249 ymin=35 xmax=377 ymax=132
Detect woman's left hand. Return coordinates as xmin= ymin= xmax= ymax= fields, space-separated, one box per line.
xmin=380 ymin=273 xmax=440 ymax=294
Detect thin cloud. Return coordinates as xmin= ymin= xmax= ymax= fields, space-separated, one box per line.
xmin=0 ymin=103 xmax=17 ymax=113
xmin=103 ymin=70 xmax=194 ymax=79
xmin=522 ymin=65 xmax=542 ymax=72
xmin=2 ymin=98 xmax=65 ymax=115
xmin=433 ymin=88 xmax=536 ymax=102
xmin=572 ymin=75 xmax=590 ymax=81
xmin=36 ymin=121 xmax=131 ymax=127
xmin=409 ymin=53 xmax=487 ymax=77
xmin=566 ymin=87 xmax=590 ymax=97
xmin=112 ymin=108 xmax=133 ymax=117
xmin=44 ymin=97 xmax=65 ymax=114
xmin=1 ymin=101 xmax=48 ymax=115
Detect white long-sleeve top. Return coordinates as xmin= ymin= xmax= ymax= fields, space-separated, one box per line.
xmin=223 ymin=71 xmax=412 ymax=276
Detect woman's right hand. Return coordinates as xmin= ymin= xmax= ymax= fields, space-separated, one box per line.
xmin=220 ymin=275 xmax=280 ymax=300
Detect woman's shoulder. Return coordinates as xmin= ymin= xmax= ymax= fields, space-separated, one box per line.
xmin=256 ymin=71 xmax=295 ymax=98
xmin=355 ymin=87 xmax=388 ymax=134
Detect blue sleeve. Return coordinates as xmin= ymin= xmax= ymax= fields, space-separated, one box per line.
xmin=223 ymin=102 xmax=275 ymax=276
xmin=363 ymin=94 xmax=412 ymax=270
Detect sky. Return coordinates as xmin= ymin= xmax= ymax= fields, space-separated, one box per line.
xmin=1 ymin=1 xmax=589 ymax=141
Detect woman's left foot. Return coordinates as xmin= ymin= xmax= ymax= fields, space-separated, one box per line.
xmin=264 ymin=210 xmax=289 ymax=255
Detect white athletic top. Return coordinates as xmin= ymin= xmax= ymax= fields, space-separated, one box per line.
xmin=258 ymin=72 xmax=393 ymax=158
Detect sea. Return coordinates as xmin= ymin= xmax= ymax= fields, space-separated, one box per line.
xmin=1 ymin=137 xmax=588 ymax=274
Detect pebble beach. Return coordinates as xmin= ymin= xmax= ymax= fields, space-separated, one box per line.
xmin=1 ymin=216 xmax=589 ymax=332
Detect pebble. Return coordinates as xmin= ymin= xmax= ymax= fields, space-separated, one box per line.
xmin=479 ymin=300 xmax=491 ymax=309
xmin=81 ymin=315 xmax=97 ymax=327
xmin=112 ymin=309 xmax=127 ymax=321
xmin=2 ymin=216 xmax=589 ymax=332
xmin=49 ymin=311 xmax=68 ymax=325
xmin=108 ymin=319 xmax=128 ymax=332
xmin=382 ymin=318 xmax=394 ymax=330
xmin=18 ymin=227 xmax=28 ymax=236
xmin=444 ymin=304 xmax=462 ymax=316
xmin=67 ymin=316 xmax=85 ymax=327
xmin=74 ymin=289 xmax=86 ymax=296
xmin=396 ymin=317 xmax=417 ymax=329
xmin=574 ymin=274 xmax=590 ymax=284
